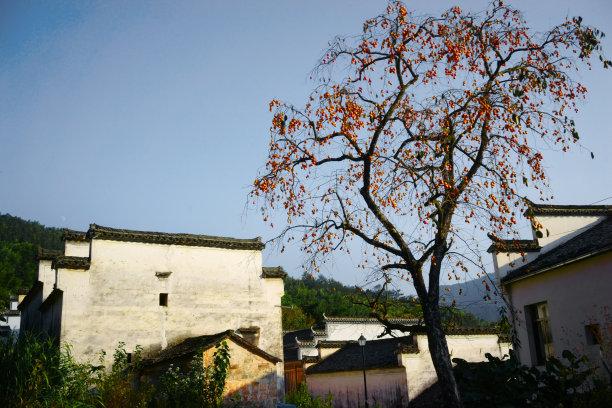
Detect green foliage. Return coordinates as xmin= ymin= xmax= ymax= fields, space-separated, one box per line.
xmin=285 ymin=382 xmax=334 ymax=408
xmin=0 ymin=213 xmax=63 ymax=308
xmin=0 ymin=332 xmax=61 ymax=407
xmin=92 ymin=342 xmax=154 ymax=408
xmin=453 ymin=349 xmax=612 ymax=407
xmin=282 ymin=272 xmax=489 ymax=329
xmin=157 ymin=341 xmax=231 ymax=408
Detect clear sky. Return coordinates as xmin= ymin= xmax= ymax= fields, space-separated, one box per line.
xmin=1 ymin=0 xmax=611 ymax=288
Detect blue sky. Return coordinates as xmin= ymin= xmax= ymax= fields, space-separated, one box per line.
xmin=1 ymin=0 xmax=611 ymax=287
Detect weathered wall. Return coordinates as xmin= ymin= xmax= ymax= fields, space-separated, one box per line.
xmin=325 ymin=321 xmax=406 ymax=342
xmin=38 ymin=260 xmax=55 ymax=301
xmin=217 ymin=340 xmax=282 ymax=407
xmin=307 ymin=368 xmax=408 ymax=408
xmin=59 ymin=238 xmax=283 ymax=368
xmin=505 ymin=251 xmax=612 ymax=369
xmin=19 ymin=285 xmax=43 ymax=334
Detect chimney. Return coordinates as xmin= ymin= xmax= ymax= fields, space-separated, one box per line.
xmin=238 ymin=326 xmax=260 ymax=347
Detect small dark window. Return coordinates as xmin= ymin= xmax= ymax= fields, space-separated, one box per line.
xmin=159 ymin=293 xmax=168 ymax=307
xmin=527 ymin=302 xmax=553 ymax=365
xmin=126 ymin=353 xmax=132 ymax=364
xmin=585 ymin=324 xmax=601 ymax=345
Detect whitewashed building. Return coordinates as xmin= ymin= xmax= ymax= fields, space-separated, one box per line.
xmin=19 ymin=224 xmax=286 ymax=401
xmin=489 ymin=202 xmax=612 ymax=372
xmin=0 ymin=295 xmax=22 ymax=339
xmin=284 ymin=315 xmax=510 ymax=406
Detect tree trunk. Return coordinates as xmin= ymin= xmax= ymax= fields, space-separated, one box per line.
xmin=421 ymin=297 xmax=463 ymax=408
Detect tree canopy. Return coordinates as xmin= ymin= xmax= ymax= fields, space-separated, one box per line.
xmin=252 ymin=2 xmax=609 ymax=406
xmin=0 ymin=214 xmax=62 ymax=309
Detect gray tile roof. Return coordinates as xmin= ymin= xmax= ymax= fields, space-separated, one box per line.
xmin=86 ymin=224 xmax=264 ymax=250
xmin=142 ymin=330 xmax=281 ymax=367
xmin=487 ymin=234 xmax=541 ymax=253
xmin=502 ymin=217 xmax=612 ymax=284
xmin=526 ymin=201 xmax=612 ymax=217
xmin=62 ymin=229 xmax=89 ymax=242
xmin=262 ymin=266 xmax=287 ymax=279
xmin=37 ymin=248 xmax=62 ymax=261
xmin=323 ymin=315 xmax=420 ymax=325
xmin=305 ymin=336 xmax=416 ymax=375
xmin=52 ymin=256 xmax=90 ymax=270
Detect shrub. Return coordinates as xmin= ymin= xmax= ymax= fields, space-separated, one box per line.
xmin=453 ymin=349 xmax=612 ymax=407
xmin=286 ymin=382 xmax=333 ymax=408
xmin=156 ymin=341 xmax=231 ymax=408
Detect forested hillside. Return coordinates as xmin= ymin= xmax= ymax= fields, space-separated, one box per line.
xmin=282 ymin=273 xmax=490 ymax=330
xmin=0 ymin=214 xmax=63 ymax=308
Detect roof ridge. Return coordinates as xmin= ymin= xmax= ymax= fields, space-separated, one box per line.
xmin=526 ymin=201 xmax=612 ymax=216
xmin=502 ymin=217 xmax=612 ymax=283
xmin=86 ymin=224 xmax=265 ymax=250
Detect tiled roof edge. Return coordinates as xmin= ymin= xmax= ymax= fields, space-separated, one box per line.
xmin=62 ymin=229 xmax=89 ymax=242
xmin=52 ymin=256 xmax=90 ymax=270
xmin=87 ymin=224 xmax=265 ymax=250
xmin=37 ymin=248 xmax=62 ymax=261
xmin=487 ymin=234 xmax=541 ymax=254
xmin=262 ymin=266 xmax=287 ymax=279
xmin=323 ymin=315 xmax=420 ymax=325
xmin=502 ymin=244 xmax=612 ymax=285
xmin=525 ymin=201 xmax=612 ymax=217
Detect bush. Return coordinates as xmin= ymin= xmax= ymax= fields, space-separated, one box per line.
xmin=453 ymin=349 xmax=612 ymax=407
xmin=286 ymin=382 xmax=333 ymax=408
xmin=0 ymin=335 xmax=234 ymax=407
xmin=156 ymin=341 xmax=231 ymax=408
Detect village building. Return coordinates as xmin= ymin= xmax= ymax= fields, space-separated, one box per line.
xmin=140 ymin=330 xmax=282 ymax=407
xmin=489 ymin=202 xmax=612 ymax=372
xmin=283 ymin=315 xmax=419 ymax=392
xmin=0 ymin=295 xmax=22 ymax=339
xmin=19 ymin=224 xmax=286 ymax=406
xmin=284 ymin=315 xmax=510 ymax=407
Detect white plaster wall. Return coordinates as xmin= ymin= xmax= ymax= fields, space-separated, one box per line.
xmin=59 ymin=239 xmax=283 ymax=367
xmin=64 ymin=241 xmax=90 ymax=257
xmin=325 ymin=322 xmax=406 ymax=342
xmin=299 ymin=345 xmax=318 ymax=358
xmin=505 ymin=251 xmax=612 ymax=369
xmin=494 ymin=215 xmax=605 ymax=283
xmin=38 ymin=260 xmax=55 ymax=300
xmin=495 ymin=251 xmax=540 ymax=283
xmin=535 ymin=215 xmax=603 ymax=253
xmin=7 ymin=315 xmax=20 ymax=332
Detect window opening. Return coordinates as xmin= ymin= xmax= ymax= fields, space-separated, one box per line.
xmin=528 ymin=302 xmax=553 ymax=365
xmin=585 ymin=324 xmax=601 ymax=345
xmin=159 ymin=293 xmax=168 ymax=307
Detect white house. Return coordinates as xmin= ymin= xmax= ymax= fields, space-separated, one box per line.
xmin=19 ymin=224 xmax=286 ymax=404
xmin=0 ymin=295 xmax=22 ymax=339
xmin=489 ymin=202 xmax=612 ymax=372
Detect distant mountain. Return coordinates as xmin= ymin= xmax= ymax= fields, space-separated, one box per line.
xmin=0 ymin=214 xmax=63 ymax=308
xmin=440 ymin=273 xmax=503 ymax=322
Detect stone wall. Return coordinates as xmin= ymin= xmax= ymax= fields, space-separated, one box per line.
xmin=211 ymin=340 xmax=282 ymax=407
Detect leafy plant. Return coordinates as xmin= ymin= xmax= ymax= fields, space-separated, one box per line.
xmin=285 ymin=382 xmax=334 ymax=408
xmin=453 ymin=349 xmax=612 ymax=407
xmin=157 ymin=341 xmax=231 ymax=408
